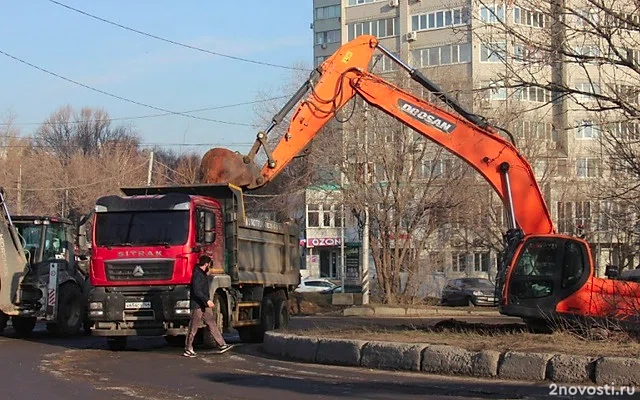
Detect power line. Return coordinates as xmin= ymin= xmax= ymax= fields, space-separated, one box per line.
xmin=13 ymin=160 xmax=149 ymax=191
xmin=1 ymin=96 xmax=289 ymax=126
xmin=0 ymin=141 xmax=256 ymax=149
xmin=0 ymin=48 xmax=260 ymax=127
xmin=46 ymin=0 xmax=308 ymax=72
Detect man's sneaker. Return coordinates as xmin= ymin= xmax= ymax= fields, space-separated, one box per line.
xmin=183 ymin=349 xmax=197 ymax=358
xmin=217 ymin=344 xmax=234 ymax=354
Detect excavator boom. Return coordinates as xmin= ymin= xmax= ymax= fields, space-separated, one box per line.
xmin=201 ymin=35 xmax=554 ymax=235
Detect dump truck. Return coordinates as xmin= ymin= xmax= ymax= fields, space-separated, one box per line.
xmin=0 ymin=190 xmax=91 ymax=336
xmin=86 ymin=183 xmax=300 ymax=350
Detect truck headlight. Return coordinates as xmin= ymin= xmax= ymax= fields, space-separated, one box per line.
xmin=89 ymin=302 xmax=103 ymax=310
xmin=472 ymin=291 xmax=483 ymax=296
xmin=175 ymin=300 xmax=190 ymax=309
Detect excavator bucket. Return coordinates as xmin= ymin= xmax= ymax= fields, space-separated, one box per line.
xmin=0 ymin=189 xmax=28 ymax=316
xmin=200 ymin=147 xmax=262 ymax=187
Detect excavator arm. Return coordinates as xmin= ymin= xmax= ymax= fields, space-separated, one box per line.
xmin=202 ymin=35 xmax=554 ymax=236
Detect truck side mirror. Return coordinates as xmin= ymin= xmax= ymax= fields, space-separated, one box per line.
xmin=605 ymin=264 xmax=619 ymax=279
xmin=78 ymin=225 xmax=87 ymax=249
xmin=204 ymin=213 xmax=216 ymax=244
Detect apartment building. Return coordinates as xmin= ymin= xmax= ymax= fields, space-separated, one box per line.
xmin=309 ymin=0 xmax=637 ymax=295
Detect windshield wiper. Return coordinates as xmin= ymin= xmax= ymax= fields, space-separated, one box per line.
xmin=105 ymin=242 xmax=134 ymax=249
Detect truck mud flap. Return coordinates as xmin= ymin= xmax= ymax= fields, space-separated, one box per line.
xmin=0 ymin=191 xmax=28 ymax=315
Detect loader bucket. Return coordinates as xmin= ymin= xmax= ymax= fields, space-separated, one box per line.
xmin=0 ymin=192 xmax=28 ymax=315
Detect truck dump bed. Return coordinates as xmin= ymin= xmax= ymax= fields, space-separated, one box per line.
xmin=120 ymin=184 xmax=300 ymax=287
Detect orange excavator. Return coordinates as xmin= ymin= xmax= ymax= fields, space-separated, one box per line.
xmin=201 ymin=35 xmax=640 ymax=329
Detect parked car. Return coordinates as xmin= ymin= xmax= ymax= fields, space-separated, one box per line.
xmin=295 ymin=278 xmax=341 ymax=294
xmin=441 ymin=278 xmax=498 ymax=307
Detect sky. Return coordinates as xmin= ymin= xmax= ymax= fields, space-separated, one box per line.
xmin=0 ymin=1 xmax=313 ymax=155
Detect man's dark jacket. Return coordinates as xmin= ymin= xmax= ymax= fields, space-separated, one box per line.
xmin=190 ymin=266 xmax=210 ymax=310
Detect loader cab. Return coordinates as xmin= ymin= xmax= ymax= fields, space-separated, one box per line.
xmin=13 ymin=216 xmax=73 ymax=267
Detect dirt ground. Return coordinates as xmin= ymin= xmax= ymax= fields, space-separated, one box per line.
xmin=289 ymin=319 xmax=640 ymax=358
xmin=289 ymin=293 xmax=347 ymax=316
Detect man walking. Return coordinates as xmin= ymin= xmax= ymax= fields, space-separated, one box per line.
xmin=184 ymin=255 xmax=232 ymax=357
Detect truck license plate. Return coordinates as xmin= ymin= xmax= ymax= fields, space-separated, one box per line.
xmin=125 ymin=301 xmax=151 ymax=309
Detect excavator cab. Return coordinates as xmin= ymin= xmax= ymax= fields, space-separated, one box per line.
xmin=501 ymin=235 xmax=593 ymax=324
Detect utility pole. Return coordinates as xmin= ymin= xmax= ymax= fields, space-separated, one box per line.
xmin=362 ymin=105 xmax=370 ymax=304
xmin=17 ymin=164 xmax=22 ymax=214
xmin=147 ymin=151 xmax=154 ymax=186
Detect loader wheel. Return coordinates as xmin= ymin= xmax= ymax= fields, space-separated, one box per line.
xmin=49 ymin=283 xmax=84 ymax=336
xmin=11 ymin=316 xmax=36 ymax=337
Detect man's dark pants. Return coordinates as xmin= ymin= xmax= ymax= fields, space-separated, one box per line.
xmin=184 ymin=307 xmax=226 ymax=350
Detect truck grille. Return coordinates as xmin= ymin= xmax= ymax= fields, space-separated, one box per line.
xmin=106 ymin=260 xmax=174 ymax=281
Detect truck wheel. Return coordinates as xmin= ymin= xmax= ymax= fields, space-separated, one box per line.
xmin=50 ymin=283 xmax=84 ymax=336
xmin=237 ymin=297 xmax=276 ymax=343
xmin=274 ymin=298 xmax=289 ymax=330
xmin=0 ymin=312 xmax=8 ymax=335
xmin=203 ymin=293 xmax=225 ymax=348
xmin=165 ymin=335 xmax=186 ymax=347
xmin=107 ymin=337 xmax=127 ymax=351
xmin=11 ymin=316 xmax=36 ymax=337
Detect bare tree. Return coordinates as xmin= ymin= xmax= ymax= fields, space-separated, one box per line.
xmin=34 ymin=106 xmax=139 ymax=162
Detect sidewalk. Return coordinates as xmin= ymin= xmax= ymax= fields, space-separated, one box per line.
xmin=343 ymin=305 xmax=501 ymax=317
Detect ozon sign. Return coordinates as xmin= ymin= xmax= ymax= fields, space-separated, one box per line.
xmin=306 ymin=238 xmax=342 ymax=248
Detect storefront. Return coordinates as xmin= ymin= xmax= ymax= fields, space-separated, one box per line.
xmin=303 ymin=237 xmax=361 ymax=282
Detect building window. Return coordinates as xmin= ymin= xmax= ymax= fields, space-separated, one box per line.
xmin=322 ymin=204 xmax=332 ymax=227
xmin=474 ymin=252 xmax=490 ymax=272
xmin=429 ymin=252 xmax=445 ymax=273
xmin=575 ymin=201 xmax=591 ymax=231
xmin=480 ymin=4 xmax=504 ymax=23
xmin=307 ymin=204 xmax=319 ymax=227
xmin=347 ymin=0 xmax=383 ymax=6
xmin=480 ymin=42 xmax=506 ymax=63
xmin=574 ymin=82 xmax=601 ymax=101
xmin=315 ymin=5 xmax=340 ymax=20
xmin=513 ymin=6 xmax=548 ymax=28
xmin=372 ymin=53 xmax=399 ymax=73
xmin=574 ymin=45 xmax=600 ymax=59
xmin=348 ymin=17 xmax=398 ymax=41
xmin=315 ymin=30 xmax=341 ymax=45
xmin=576 ymin=158 xmax=599 ymax=178
xmin=608 ymin=121 xmax=640 ymax=140
xmin=612 ymin=84 xmax=639 ymax=104
xmin=484 ymin=80 xmax=507 ymax=100
xmin=575 ymin=121 xmax=599 ymax=139
xmin=411 ymin=42 xmax=471 ymax=67
xmin=574 ymin=8 xmax=599 ymax=26
xmin=411 ymin=7 xmax=469 ymax=32
xmin=515 ymin=86 xmax=551 ymax=103
xmin=315 ymin=55 xmax=329 ymax=67
xmin=515 ymin=120 xmax=553 ymax=140
xmin=452 ymin=252 xmax=468 ymax=272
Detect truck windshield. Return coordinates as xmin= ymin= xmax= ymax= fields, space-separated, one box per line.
xmin=95 ymin=211 xmax=189 ymax=247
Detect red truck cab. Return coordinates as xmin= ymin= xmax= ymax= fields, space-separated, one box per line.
xmin=88 ymin=190 xmax=225 ymax=349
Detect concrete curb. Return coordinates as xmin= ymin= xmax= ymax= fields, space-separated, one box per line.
xmin=343 ymin=306 xmax=500 ymax=317
xmin=262 ymin=331 xmax=640 ymax=386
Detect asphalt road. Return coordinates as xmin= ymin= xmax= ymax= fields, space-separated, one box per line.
xmin=0 ymin=316 xmax=632 ymax=400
